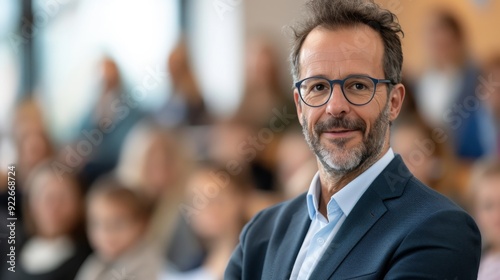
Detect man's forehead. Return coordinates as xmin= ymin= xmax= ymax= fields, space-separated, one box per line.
xmin=300 ymin=50 xmax=379 ymax=66
xmin=300 ymin=26 xmax=382 ymax=63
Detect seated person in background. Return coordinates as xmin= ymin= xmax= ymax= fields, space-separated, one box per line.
xmin=276 ymin=128 xmax=317 ymax=200
xmin=414 ymin=9 xmax=487 ymax=160
xmin=392 ymin=112 xmax=464 ymax=203
xmin=480 ymin=55 xmax=500 ymax=157
xmin=470 ymin=159 xmax=500 ymax=280
xmin=155 ymin=38 xmax=211 ymax=127
xmin=12 ymin=98 xmax=55 ymax=186
xmin=1 ymin=162 xmax=90 ymax=280
xmin=163 ymin=163 xmax=251 ymax=280
xmin=75 ymin=177 xmax=162 ymax=280
xmin=116 ymin=121 xmax=204 ymax=271
xmin=235 ymin=37 xmax=292 ymax=128
xmin=72 ymin=57 xmax=144 ymax=188
xmin=0 ymin=99 xmax=55 ymax=266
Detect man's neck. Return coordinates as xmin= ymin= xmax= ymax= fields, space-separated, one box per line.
xmin=317 ymin=146 xmax=389 ymax=218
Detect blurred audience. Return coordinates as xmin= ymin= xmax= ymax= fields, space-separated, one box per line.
xmin=235 ymin=38 xmax=293 ymax=127
xmin=0 ymin=98 xmax=54 ymax=267
xmin=413 ymin=9 xmax=488 ymax=160
xmin=71 ymin=56 xmax=145 ymax=188
xmin=116 ymin=121 xmax=204 ymax=272
xmin=5 ymin=3 xmax=500 ymax=280
xmin=469 ymin=159 xmax=500 ymax=280
xmin=76 ymin=176 xmax=161 ymax=280
xmin=480 ymin=55 xmax=500 ymax=157
xmin=155 ymin=39 xmax=211 ymax=127
xmin=208 ymin=119 xmax=278 ymax=192
xmin=162 ymin=162 xmax=251 ymax=280
xmin=392 ymin=112 xmax=464 ymax=202
xmin=276 ymin=128 xmax=316 ymax=199
xmin=12 ymin=98 xmax=54 ymax=186
xmin=1 ymin=162 xmax=90 ymax=280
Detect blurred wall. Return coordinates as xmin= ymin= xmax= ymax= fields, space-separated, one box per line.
xmin=372 ymin=0 xmax=500 ymax=73
xmin=244 ymin=0 xmax=304 ymax=90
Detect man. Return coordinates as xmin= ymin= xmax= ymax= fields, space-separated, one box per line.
xmin=225 ymin=0 xmax=481 ymax=279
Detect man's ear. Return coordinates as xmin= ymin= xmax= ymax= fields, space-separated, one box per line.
xmin=294 ymin=89 xmax=303 ymax=125
xmin=388 ymin=84 xmax=405 ymax=122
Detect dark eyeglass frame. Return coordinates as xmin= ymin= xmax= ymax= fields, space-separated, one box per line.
xmin=295 ymin=74 xmax=394 ymax=107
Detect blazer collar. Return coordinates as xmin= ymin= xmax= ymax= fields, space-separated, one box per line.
xmin=309 ymin=155 xmax=412 ymax=279
xmin=370 ymin=154 xmax=412 ymax=200
xmin=270 ymin=196 xmax=311 ymax=280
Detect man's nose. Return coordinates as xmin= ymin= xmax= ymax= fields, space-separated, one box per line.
xmin=325 ymin=84 xmax=351 ymax=117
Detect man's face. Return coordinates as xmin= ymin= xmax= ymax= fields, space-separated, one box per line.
xmin=294 ymin=25 xmax=404 ymax=174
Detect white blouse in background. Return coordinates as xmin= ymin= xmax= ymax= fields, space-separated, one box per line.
xmin=20 ymin=236 xmax=75 ymax=274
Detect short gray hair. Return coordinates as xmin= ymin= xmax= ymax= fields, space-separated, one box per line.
xmin=289 ymin=0 xmax=404 ymax=84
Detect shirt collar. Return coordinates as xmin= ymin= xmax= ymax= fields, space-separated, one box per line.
xmin=306 ymin=148 xmax=395 ymax=220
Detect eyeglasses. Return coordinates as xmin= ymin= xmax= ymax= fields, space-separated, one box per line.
xmin=295 ymin=75 xmax=393 ymax=107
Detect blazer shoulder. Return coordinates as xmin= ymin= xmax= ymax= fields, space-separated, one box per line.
xmin=379 ymin=171 xmax=474 ymax=234
xmin=404 ymin=176 xmax=464 ymax=212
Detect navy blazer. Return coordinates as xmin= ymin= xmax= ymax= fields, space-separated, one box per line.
xmin=225 ymin=155 xmax=481 ymax=280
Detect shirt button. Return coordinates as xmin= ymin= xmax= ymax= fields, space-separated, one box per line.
xmin=317 ymin=238 xmax=325 ymax=244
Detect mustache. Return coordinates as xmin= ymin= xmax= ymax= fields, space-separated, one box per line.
xmin=314 ymin=117 xmax=366 ymax=134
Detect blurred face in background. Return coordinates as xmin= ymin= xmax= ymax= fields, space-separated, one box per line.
xmin=187 ymin=169 xmax=245 ymax=242
xmin=424 ymin=13 xmax=465 ymax=67
xmin=209 ymin=122 xmax=253 ymax=164
xmin=474 ymin=175 xmax=500 ymax=251
xmin=246 ymin=40 xmax=279 ymax=89
xmin=295 ymin=26 xmax=403 ymax=174
xmin=29 ymin=171 xmax=82 ymax=238
xmin=142 ymin=135 xmax=177 ymax=200
xmin=100 ymin=58 xmax=121 ymax=93
xmin=482 ymin=63 xmax=500 ymax=121
xmin=392 ymin=125 xmax=437 ymax=186
xmin=276 ymin=131 xmax=316 ymax=198
xmin=17 ymin=131 xmax=52 ymax=180
xmin=88 ymin=197 xmax=146 ymax=261
xmin=14 ymin=101 xmax=53 ymax=182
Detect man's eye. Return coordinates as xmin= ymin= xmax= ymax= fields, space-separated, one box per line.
xmin=314 ymin=84 xmax=325 ymax=91
xmin=353 ymin=83 xmax=367 ymax=90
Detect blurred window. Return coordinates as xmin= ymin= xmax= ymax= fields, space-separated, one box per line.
xmin=186 ymin=0 xmax=244 ymax=117
xmin=0 ymin=0 xmax=21 ymax=132
xmin=0 ymin=0 xmax=21 ymax=166
xmin=34 ymin=0 xmax=180 ymax=142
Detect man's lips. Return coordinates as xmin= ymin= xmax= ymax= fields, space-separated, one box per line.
xmin=322 ymin=128 xmax=360 ymax=138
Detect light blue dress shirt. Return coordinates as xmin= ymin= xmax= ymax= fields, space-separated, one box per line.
xmin=289 ymin=148 xmax=395 ymax=280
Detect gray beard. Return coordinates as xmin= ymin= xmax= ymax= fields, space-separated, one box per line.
xmin=301 ymin=102 xmax=390 ymax=176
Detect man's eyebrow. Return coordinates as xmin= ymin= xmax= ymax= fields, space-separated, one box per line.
xmin=303 ymin=72 xmax=374 ymax=79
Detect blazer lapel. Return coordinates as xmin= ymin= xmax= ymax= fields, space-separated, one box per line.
xmin=308 ymin=155 xmax=411 ymax=279
xmin=270 ymin=208 xmax=311 ymax=280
